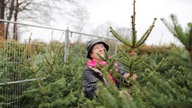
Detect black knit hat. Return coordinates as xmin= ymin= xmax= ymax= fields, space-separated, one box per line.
xmin=86 ymin=39 xmax=109 ymax=59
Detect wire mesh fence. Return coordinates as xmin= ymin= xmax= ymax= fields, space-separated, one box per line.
xmin=0 ymin=19 xmax=119 ymax=108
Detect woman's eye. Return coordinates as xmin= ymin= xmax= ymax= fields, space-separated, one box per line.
xmin=94 ymin=46 xmax=98 ymax=50
xmin=94 ymin=45 xmax=104 ymax=50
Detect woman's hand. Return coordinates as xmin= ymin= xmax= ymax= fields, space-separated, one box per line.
xmin=123 ymin=73 xmax=130 ymax=78
xmin=132 ymin=74 xmax=137 ymax=80
xmin=123 ymin=73 xmax=137 ymax=80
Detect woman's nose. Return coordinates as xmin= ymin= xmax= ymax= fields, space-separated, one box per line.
xmin=99 ymin=47 xmax=104 ymax=51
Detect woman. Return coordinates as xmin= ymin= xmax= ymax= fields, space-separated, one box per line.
xmin=83 ymin=39 xmax=137 ymax=100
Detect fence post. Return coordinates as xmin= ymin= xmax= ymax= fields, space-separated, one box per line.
xmin=64 ymin=28 xmax=69 ymax=62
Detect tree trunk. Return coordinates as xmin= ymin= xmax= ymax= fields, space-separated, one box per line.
xmin=5 ymin=0 xmax=15 ymax=40
xmin=13 ymin=0 xmax=19 ymax=41
xmin=0 ymin=0 xmax=5 ymax=42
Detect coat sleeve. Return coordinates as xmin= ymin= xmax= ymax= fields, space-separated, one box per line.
xmin=117 ymin=63 xmax=128 ymax=76
xmin=83 ymin=68 xmax=97 ymax=100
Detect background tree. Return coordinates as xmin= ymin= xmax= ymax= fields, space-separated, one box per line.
xmin=91 ymin=22 xmax=131 ymax=40
xmin=161 ymin=14 xmax=192 ymax=65
xmin=92 ymin=22 xmax=115 ymax=38
xmin=115 ymin=26 xmax=131 ymax=41
xmin=67 ymin=4 xmax=89 ymax=43
xmin=0 ymin=0 xmax=87 ymax=41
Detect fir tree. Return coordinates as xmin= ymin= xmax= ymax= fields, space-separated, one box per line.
xmin=161 ymin=14 xmax=192 ymax=65
xmin=110 ymin=0 xmax=156 ymax=50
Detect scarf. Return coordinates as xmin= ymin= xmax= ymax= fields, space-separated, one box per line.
xmin=87 ymin=59 xmax=117 ymax=84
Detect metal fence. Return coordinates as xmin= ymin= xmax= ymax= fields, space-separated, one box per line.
xmin=0 ymin=19 xmax=118 ymax=108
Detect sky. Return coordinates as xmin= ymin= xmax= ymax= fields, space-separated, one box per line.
xmin=83 ymin=0 xmax=192 ymax=45
xmin=21 ymin=0 xmax=192 ymax=46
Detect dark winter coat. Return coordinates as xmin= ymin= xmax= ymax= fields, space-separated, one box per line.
xmin=83 ymin=65 xmax=127 ymax=100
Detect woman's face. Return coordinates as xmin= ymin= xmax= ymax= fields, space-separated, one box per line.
xmin=90 ymin=43 xmax=105 ymax=61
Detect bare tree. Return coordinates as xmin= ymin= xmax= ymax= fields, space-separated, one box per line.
xmin=0 ymin=0 xmax=85 ymax=41
xmin=91 ymin=22 xmax=131 ymax=44
xmin=4 ymin=0 xmax=58 ymax=40
xmin=115 ymin=27 xmax=131 ymax=41
xmin=67 ymin=4 xmax=89 ymax=43
xmin=92 ymin=22 xmax=115 ymax=38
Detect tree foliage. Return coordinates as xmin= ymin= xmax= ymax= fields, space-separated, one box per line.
xmin=0 ymin=40 xmax=192 ymax=108
xmin=161 ymin=14 xmax=192 ymax=65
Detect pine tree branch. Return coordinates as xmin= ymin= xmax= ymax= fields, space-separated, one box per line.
xmin=110 ymin=27 xmax=132 ymax=46
xmin=136 ymin=18 xmax=157 ymax=47
xmin=131 ymin=0 xmax=137 ymax=47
